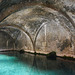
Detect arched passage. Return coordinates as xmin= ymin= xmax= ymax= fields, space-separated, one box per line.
xmin=0 ymin=22 xmax=73 ymax=54
xmin=0 ymin=3 xmax=75 ymax=54
xmin=0 ymin=24 xmax=35 ymax=52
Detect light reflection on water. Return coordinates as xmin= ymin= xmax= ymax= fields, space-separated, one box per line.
xmin=0 ymin=52 xmax=75 ymax=75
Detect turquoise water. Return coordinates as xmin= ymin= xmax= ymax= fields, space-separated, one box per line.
xmin=0 ymin=52 xmax=75 ymax=75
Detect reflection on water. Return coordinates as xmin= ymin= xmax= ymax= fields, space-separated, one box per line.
xmin=0 ymin=52 xmax=75 ymax=75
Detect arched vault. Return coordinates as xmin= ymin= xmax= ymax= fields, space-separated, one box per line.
xmin=0 ymin=0 xmax=75 ymax=54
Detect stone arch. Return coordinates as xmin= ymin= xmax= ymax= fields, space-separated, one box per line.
xmin=33 ymin=22 xmax=48 ymax=52
xmin=0 ymin=22 xmax=73 ymax=54
xmin=0 ymin=3 xmax=75 ymax=29
xmin=0 ymin=24 xmax=34 ymax=52
xmin=0 ymin=3 xmax=75 ymax=53
xmin=34 ymin=20 xmax=74 ymax=54
xmin=0 ymin=30 xmax=14 ymax=39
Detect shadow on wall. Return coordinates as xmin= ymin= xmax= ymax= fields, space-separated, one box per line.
xmin=0 ymin=31 xmax=15 ymax=50
xmin=0 ymin=29 xmax=33 ymax=51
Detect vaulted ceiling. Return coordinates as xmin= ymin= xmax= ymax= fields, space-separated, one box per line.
xmin=0 ymin=0 xmax=75 ymax=52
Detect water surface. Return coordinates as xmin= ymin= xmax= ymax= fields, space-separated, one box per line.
xmin=0 ymin=52 xmax=75 ymax=75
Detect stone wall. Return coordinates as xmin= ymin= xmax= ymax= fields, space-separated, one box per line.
xmin=0 ymin=0 xmax=75 ymax=55
xmin=0 ymin=31 xmax=15 ymax=50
